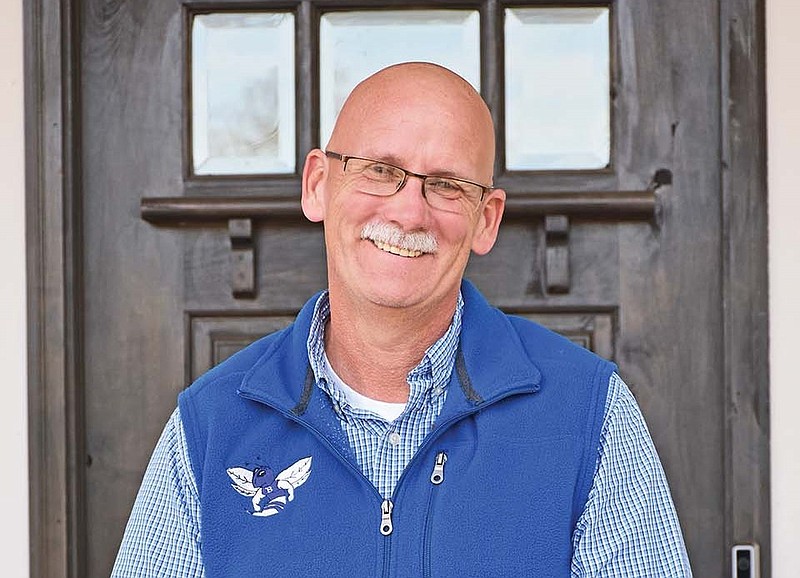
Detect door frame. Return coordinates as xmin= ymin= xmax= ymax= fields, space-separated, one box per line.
xmin=24 ymin=0 xmax=769 ymax=575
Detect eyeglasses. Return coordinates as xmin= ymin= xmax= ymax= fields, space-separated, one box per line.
xmin=325 ymin=150 xmax=492 ymax=214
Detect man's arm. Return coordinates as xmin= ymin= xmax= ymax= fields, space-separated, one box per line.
xmin=571 ymin=373 xmax=693 ymax=577
xmin=111 ymin=407 xmax=204 ymax=578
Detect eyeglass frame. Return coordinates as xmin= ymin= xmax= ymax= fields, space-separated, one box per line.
xmin=324 ymin=150 xmax=494 ymax=211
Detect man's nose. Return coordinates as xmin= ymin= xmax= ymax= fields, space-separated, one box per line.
xmin=387 ymin=173 xmax=430 ymax=223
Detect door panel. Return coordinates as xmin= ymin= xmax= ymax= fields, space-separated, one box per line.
xmin=75 ymin=1 xmax=748 ymax=576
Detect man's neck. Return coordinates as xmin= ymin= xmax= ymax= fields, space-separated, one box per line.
xmin=323 ymin=292 xmax=457 ymax=403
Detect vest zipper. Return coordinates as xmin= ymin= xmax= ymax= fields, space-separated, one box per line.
xmin=423 ymin=451 xmax=447 ymax=578
xmin=380 ymin=499 xmax=394 ymax=535
xmin=381 ymin=499 xmax=393 ymax=578
xmin=430 ymin=451 xmax=447 ymax=485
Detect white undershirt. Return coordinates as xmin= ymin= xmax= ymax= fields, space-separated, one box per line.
xmin=323 ymin=352 xmax=407 ymax=422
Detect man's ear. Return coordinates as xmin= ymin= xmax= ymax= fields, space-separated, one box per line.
xmin=301 ymin=149 xmax=328 ymax=223
xmin=471 ymin=188 xmax=506 ymax=255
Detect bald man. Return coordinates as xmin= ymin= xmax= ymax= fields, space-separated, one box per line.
xmin=112 ymin=63 xmax=692 ymax=577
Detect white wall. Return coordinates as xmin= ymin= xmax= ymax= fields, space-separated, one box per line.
xmin=0 ymin=0 xmax=29 ymax=576
xmin=0 ymin=0 xmax=797 ymax=576
xmin=767 ymin=1 xmax=800 ymax=576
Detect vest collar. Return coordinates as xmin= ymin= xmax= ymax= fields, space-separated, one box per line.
xmin=237 ymin=280 xmax=541 ymax=413
xmin=447 ymin=280 xmax=541 ymax=412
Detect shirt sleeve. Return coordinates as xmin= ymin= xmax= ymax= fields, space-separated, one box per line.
xmin=571 ymin=373 xmax=693 ymax=577
xmin=110 ymin=406 xmax=205 ymax=578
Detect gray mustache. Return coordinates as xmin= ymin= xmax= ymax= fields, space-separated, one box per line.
xmin=360 ymin=221 xmax=438 ymax=254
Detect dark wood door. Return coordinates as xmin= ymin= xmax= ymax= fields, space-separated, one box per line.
xmin=26 ymin=0 xmax=767 ymax=576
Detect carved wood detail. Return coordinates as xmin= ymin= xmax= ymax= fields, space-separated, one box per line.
xmin=228 ymin=218 xmax=255 ymax=299
xmin=544 ymin=215 xmax=570 ymax=294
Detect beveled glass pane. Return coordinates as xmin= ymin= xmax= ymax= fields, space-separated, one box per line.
xmin=192 ymin=13 xmax=295 ymax=175
xmin=505 ymin=8 xmax=610 ymax=171
xmin=319 ymin=10 xmax=480 ymax=148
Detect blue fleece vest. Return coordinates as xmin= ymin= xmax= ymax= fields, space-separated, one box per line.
xmin=179 ymin=281 xmax=615 ymax=577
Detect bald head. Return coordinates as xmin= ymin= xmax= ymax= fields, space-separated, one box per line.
xmin=327 ymin=63 xmax=497 ymax=184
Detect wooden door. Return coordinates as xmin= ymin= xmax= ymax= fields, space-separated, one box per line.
xmin=26 ymin=0 xmax=769 ymax=576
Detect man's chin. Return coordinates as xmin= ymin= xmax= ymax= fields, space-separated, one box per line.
xmin=362 ymin=290 xmax=424 ymax=310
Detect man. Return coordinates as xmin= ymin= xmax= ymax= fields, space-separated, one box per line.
xmin=112 ymin=62 xmax=692 ymax=577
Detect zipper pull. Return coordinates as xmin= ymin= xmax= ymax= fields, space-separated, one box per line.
xmin=380 ymin=499 xmax=394 ymax=536
xmin=430 ymin=451 xmax=448 ymax=485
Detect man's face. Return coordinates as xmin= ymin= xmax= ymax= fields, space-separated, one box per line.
xmin=302 ymin=72 xmax=505 ymax=315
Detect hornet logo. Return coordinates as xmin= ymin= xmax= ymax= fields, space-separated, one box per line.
xmin=227 ymin=456 xmax=312 ymax=517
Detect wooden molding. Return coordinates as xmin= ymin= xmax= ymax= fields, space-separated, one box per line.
xmin=721 ymin=0 xmax=771 ymax=572
xmin=25 ymin=0 xmax=86 ymax=575
xmin=140 ymin=190 xmax=657 ymax=224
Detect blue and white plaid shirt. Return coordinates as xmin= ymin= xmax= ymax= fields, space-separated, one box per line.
xmin=112 ymin=292 xmax=692 ymax=577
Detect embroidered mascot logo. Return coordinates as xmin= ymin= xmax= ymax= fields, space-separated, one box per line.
xmin=227 ymin=456 xmax=312 ymax=517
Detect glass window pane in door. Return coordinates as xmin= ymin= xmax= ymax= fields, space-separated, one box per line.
xmin=319 ymin=10 xmax=480 ymax=148
xmin=505 ymin=8 xmax=610 ymax=171
xmin=192 ymin=12 xmax=295 ymax=175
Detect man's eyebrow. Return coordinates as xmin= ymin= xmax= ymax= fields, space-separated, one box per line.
xmin=371 ymin=152 xmax=463 ymax=178
xmin=366 ymin=152 xmax=405 ymax=167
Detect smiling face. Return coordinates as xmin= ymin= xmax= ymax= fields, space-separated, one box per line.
xmin=302 ymin=63 xmax=505 ymax=318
